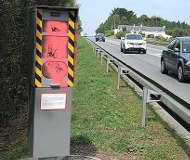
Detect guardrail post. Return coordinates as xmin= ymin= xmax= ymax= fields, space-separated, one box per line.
xmin=95 ymin=47 xmax=99 ymax=55
xmin=97 ymin=50 xmax=100 ymax=58
xmin=142 ymin=87 xmax=148 ymax=127
xmin=117 ymin=66 xmax=122 ymax=90
xmin=98 ymin=50 xmax=102 ymax=58
xmin=101 ymin=52 xmax=104 ymax=66
xmin=94 ymin=46 xmax=97 ymax=53
xmin=106 ymin=57 xmax=110 ymax=73
xmin=141 ymin=88 xmax=161 ymax=127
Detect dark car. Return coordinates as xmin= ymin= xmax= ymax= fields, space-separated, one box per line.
xmin=96 ymin=33 xmax=105 ymax=42
xmin=161 ymin=37 xmax=190 ymax=82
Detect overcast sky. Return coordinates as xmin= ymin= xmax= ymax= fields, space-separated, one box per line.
xmin=76 ymin=0 xmax=190 ymax=35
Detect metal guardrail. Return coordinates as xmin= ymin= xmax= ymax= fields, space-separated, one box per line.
xmin=86 ymin=38 xmax=190 ymax=127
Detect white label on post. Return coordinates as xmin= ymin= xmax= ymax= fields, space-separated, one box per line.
xmin=41 ymin=93 xmax=66 ymax=110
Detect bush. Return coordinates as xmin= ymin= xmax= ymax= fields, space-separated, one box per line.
xmin=116 ymin=30 xmax=130 ymax=39
xmin=122 ymin=27 xmax=127 ymax=32
xmin=139 ymin=32 xmax=145 ymax=38
xmin=105 ymin=30 xmax=114 ymax=37
xmin=147 ymin=34 xmax=154 ymax=38
xmin=155 ymin=35 xmax=166 ymax=42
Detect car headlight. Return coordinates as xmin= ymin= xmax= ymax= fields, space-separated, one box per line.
xmin=186 ymin=61 xmax=190 ymax=67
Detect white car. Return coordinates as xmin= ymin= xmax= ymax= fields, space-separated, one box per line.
xmin=120 ymin=34 xmax=147 ymax=54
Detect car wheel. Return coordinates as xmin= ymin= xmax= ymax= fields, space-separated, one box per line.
xmin=178 ymin=64 xmax=185 ymax=82
xmin=161 ymin=59 xmax=168 ymax=74
xmin=125 ymin=49 xmax=128 ymax=54
xmin=143 ymin=50 xmax=146 ymax=54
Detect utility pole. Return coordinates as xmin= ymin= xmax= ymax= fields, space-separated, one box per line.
xmin=114 ymin=18 xmax=115 ymax=29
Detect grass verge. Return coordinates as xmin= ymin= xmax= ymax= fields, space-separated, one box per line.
xmin=71 ymin=37 xmax=190 ymax=159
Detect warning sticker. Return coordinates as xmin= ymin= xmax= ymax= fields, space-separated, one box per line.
xmin=41 ymin=93 xmax=67 ymax=110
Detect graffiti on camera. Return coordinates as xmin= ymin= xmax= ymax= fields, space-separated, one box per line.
xmin=55 ymin=63 xmax=63 ymax=73
xmin=51 ymin=26 xmax=61 ymax=32
xmin=47 ymin=44 xmax=57 ymax=58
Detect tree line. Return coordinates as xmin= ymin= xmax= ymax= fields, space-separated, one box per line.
xmin=96 ymin=8 xmax=190 ymax=38
xmin=0 ymin=0 xmax=77 ymax=124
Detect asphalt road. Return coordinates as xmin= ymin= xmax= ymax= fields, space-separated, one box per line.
xmin=90 ymin=38 xmax=190 ymax=106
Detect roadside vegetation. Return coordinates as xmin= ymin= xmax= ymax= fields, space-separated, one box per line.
xmin=96 ymin=8 xmax=190 ymax=38
xmin=71 ymin=37 xmax=190 ymax=159
xmin=105 ymin=30 xmax=114 ymax=37
xmin=115 ymin=27 xmax=131 ymax=39
xmin=0 ymin=37 xmax=190 ymax=159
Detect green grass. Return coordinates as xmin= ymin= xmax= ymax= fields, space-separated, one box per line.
xmin=0 ymin=111 xmax=29 ymax=160
xmin=71 ymin=37 xmax=190 ymax=159
xmin=0 ymin=138 xmax=28 ymax=160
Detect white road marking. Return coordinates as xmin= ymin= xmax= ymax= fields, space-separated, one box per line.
xmin=148 ymin=46 xmax=163 ymax=51
xmin=147 ymin=53 xmax=162 ymax=57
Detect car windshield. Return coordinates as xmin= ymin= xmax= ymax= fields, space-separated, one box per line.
xmin=126 ymin=34 xmax=142 ymax=40
xmin=182 ymin=40 xmax=190 ymax=53
xmin=97 ymin=33 xmax=104 ymax=37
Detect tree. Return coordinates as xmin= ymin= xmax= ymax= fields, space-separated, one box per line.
xmin=96 ymin=8 xmax=137 ymax=33
xmin=139 ymin=15 xmax=149 ymax=22
xmin=96 ymin=7 xmax=190 ymax=39
xmin=96 ymin=23 xmax=105 ymax=33
xmin=121 ymin=16 xmax=128 ymax=25
xmin=111 ymin=8 xmax=135 ymax=22
xmin=113 ymin=14 xmax=121 ymax=29
xmin=36 ymin=0 xmax=76 ymax=6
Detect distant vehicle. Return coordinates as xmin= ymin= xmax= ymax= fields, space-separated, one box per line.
xmin=161 ymin=37 xmax=190 ymax=82
xmin=120 ymin=33 xmax=147 ymax=54
xmin=84 ymin=33 xmax=87 ymax=37
xmin=95 ymin=33 xmax=105 ymax=42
